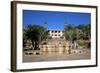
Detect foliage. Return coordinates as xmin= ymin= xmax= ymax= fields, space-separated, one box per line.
xmin=64 ymin=24 xmax=91 ymax=49
xmin=64 ymin=25 xmax=77 ymax=41
xmin=76 ymin=24 xmax=91 ymax=40
xmin=77 ymin=40 xmax=90 ymax=48
xmin=23 ymin=24 xmax=49 ymax=50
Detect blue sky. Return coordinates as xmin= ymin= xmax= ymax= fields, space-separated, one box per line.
xmin=23 ymin=10 xmax=91 ymax=30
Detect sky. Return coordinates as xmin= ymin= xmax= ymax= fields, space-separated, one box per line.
xmin=23 ymin=10 xmax=91 ymax=30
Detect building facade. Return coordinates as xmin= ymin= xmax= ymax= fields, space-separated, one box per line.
xmin=48 ymin=30 xmax=63 ymax=39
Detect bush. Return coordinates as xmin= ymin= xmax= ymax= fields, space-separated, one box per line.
xmin=77 ymin=40 xmax=90 ymax=49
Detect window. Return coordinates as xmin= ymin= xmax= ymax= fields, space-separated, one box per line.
xmin=58 ymin=34 xmax=60 ymax=36
xmin=58 ymin=31 xmax=60 ymax=33
xmin=55 ymin=34 xmax=57 ymax=36
xmin=55 ymin=31 xmax=57 ymax=33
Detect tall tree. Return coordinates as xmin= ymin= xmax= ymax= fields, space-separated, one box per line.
xmin=43 ymin=22 xmax=48 ymax=29
xmin=24 ymin=24 xmax=49 ymax=50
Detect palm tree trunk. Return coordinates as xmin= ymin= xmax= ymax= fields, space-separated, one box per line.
xmin=32 ymin=41 xmax=40 ymax=50
xmin=32 ymin=41 xmax=35 ymax=50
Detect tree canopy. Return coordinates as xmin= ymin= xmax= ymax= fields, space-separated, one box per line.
xmin=64 ymin=24 xmax=91 ymax=41
xmin=23 ymin=24 xmax=49 ymax=50
xmin=64 ymin=24 xmax=91 ymax=49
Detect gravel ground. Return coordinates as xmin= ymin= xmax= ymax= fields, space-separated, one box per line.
xmin=23 ymin=49 xmax=91 ymax=62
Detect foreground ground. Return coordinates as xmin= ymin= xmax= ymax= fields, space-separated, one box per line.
xmin=23 ymin=48 xmax=91 ymax=62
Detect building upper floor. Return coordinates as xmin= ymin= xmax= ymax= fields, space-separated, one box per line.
xmin=48 ymin=30 xmax=63 ymax=39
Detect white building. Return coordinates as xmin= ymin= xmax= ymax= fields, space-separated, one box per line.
xmin=48 ymin=30 xmax=63 ymax=39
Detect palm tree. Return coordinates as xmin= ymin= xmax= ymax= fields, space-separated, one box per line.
xmin=64 ymin=29 xmax=77 ymax=48
xmin=43 ymin=22 xmax=48 ymax=28
xmin=64 ymin=21 xmax=67 ymax=27
xmin=24 ymin=24 xmax=49 ymax=50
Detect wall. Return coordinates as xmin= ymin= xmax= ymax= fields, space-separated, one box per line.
xmin=0 ymin=0 xmax=99 ymax=73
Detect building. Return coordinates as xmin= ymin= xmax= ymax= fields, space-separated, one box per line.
xmin=48 ymin=30 xmax=63 ymax=39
